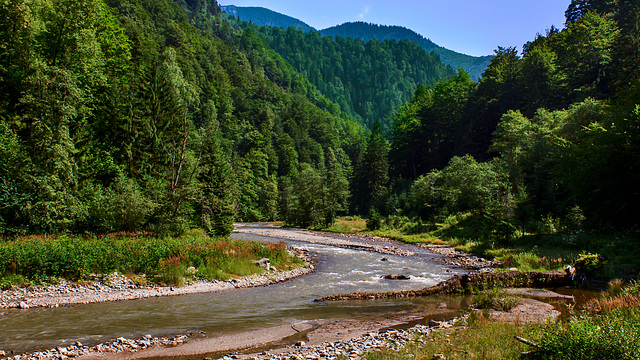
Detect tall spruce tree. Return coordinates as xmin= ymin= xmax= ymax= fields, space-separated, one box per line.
xmin=352 ymin=120 xmax=389 ymax=213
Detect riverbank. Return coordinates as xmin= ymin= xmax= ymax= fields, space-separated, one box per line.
xmin=0 ymin=248 xmax=315 ymax=310
xmin=235 ymin=225 xmax=498 ymax=270
xmin=1 ymin=226 xmax=576 ymax=360
xmin=0 ymin=286 xmax=575 ymax=360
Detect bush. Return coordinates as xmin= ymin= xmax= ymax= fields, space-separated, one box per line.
xmin=474 ymin=289 xmax=520 ymax=312
xmin=366 ymin=208 xmax=382 ymax=230
xmin=531 ymin=309 xmax=640 ymax=359
xmin=574 ymin=252 xmax=607 ymax=280
xmin=530 ymin=281 xmax=640 ymax=359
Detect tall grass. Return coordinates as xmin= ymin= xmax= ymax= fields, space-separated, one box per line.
xmin=0 ymin=231 xmax=302 ymax=288
xmin=364 ymin=314 xmax=535 ymax=360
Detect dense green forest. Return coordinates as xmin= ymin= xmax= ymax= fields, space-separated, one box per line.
xmin=0 ymin=0 xmax=362 ymax=236
xmin=246 ymin=24 xmax=455 ymax=128
xmin=219 ymin=6 xmax=491 ymax=81
xmin=1 ymin=0 xmax=638 ymax=241
xmin=384 ymin=0 xmax=640 ymax=237
xmin=319 ymin=22 xmax=492 ymax=81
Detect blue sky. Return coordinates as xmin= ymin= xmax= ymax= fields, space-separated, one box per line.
xmin=217 ymin=0 xmax=572 ymax=57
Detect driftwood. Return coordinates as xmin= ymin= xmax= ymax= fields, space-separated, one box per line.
xmin=515 ymin=335 xmax=544 ymax=359
xmin=315 ymin=271 xmax=571 ymax=302
xmin=514 ymin=336 xmax=540 ymax=348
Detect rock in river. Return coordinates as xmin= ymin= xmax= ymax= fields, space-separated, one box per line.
xmin=381 ymin=274 xmax=411 ymax=280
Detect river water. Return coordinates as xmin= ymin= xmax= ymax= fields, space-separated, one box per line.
xmin=0 ymin=231 xmax=465 ymax=354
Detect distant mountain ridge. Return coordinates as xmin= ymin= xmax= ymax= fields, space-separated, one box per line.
xmin=221 ymin=5 xmax=316 ymax=32
xmin=320 ymin=22 xmax=492 ymax=80
xmin=221 ymin=6 xmax=491 ymax=80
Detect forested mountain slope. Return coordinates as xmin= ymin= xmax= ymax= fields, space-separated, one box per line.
xmin=220 ymin=6 xmax=490 ymax=80
xmin=221 ymin=5 xmax=316 ymax=32
xmin=320 ymin=22 xmax=492 ymax=80
xmin=245 ymin=24 xmax=455 ymax=128
xmin=0 ymin=0 xmax=363 ymax=235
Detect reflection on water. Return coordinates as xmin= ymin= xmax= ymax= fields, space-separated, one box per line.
xmin=0 ymin=231 xmax=458 ymax=354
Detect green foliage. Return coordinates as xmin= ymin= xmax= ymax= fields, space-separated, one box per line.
xmin=351 ymin=121 xmax=389 ymax=214
xmin=2 ymin=0 xmax=639 ymax=239
xmin=407 ymin=156 xmax=513 ymax=238
xmin=0 ymin=233 xmax=301 ymax=284
xmin=366 ymin=208 xmax=382 ymax=231
xmin=497 ymin=250 xmax=568 ymax=272
xmin=0 ymin=0 xmax=362 ymax=235
xmin=574 ymin=252 xmax=607 ymax=277
xmin=390 ymin=71 xmax=477 ymax=176
xmin=474 ymin=289 xmax=520 ymax=312
xmin=385 ymin=0 xmax=639 ymax=236
xmin=246 ymin=23 xmax=455 ymax=128
xmin=531 ymin=309 xmax=640 ymax=360
xmin=319 ymin=22 xmax=491 ymax=80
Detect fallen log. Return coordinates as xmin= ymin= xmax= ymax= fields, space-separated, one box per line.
xmin=514 ymin=336 xmax=540 ymax=348
xmin=315 ymin=271 xmax=571 ymax=302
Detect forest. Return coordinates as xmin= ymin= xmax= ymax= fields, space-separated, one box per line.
xmin=0 ymin=0 xmax=362 ymax=236
xmin=318 ymin=22 xmax=492 ymax=81
xmin=383 ymin=0 xmax=640 ymax=239
xmin=1 ymin=0 xmax=639 ymax=243
xmin=246 ymin=23 xmax=455 ymax=128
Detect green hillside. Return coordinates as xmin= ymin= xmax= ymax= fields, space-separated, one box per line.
xmin=0 ymin=0 xmax=363 ymax=235
xmin=219 ymin=6 xmax=490 ymax=80
xmin=245 ymin=24 xmax=456 ymax=128
xmin=320 ymin=22 xmax=492 ymax=80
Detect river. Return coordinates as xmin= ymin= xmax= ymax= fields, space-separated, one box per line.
xmin=0 ymin=228 xmax=466 ymax=355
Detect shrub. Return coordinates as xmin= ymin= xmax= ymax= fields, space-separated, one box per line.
xmin=574 ymin=252 xmax=607 ymax=280
xmin=474 ymin=289 xmax=520 ymax=312
xmin=531 ymin=309 xmax=640 ymax=359
xmin=366 ymin=208 xmax=382 ymax=230
xmin=531 ymin=281 xmax=640 ymax=359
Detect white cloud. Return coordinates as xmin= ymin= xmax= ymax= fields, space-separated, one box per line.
xmin=358 ymin=5 xmax=370 ymax=19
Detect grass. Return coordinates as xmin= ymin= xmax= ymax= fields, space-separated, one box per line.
xmin=321 ymin=216 xmax=367 ymax=233
xmin=364 ymin=314 xmax=537 ymax=360
xmin=0 ymin=230 xmax=303 ymax=288
xmin=363 ymin=280 xmax=640 ymax=360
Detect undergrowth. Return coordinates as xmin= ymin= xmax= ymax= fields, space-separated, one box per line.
xmin=474 ymin=289 xmax=520 ymax=312
xmin=0 ymin=230 xmax=302 ymax=288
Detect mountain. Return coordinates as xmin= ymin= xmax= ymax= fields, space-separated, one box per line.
xmin=320 ymin=22 xmax=492 ymax=80
xmin=221 ymin=6 xmax=491 ymax=80
xmin=221 ymin=5 xmax=316 ymax=32
xmin=249 ymin=24 xmax=455 ymax=128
